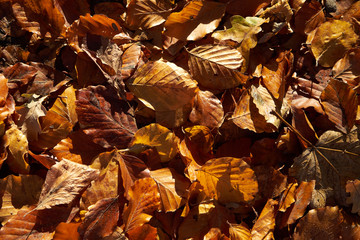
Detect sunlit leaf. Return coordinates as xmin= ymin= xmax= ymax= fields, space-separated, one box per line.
xmin=129 ymin=123 xmax=179 ymax=162
xmin=126 ymin=0 xmax=173 ymax=29
xmin=188 ymin=44 xmax=248 ymax=90
xmin=309 ymin=20 xmax=358 ymax=67
xmin=229 ymin=222 xmax=251 ymax=240
xmin=122 ymin=177 xmax=160 ymax=233
xmin=346 ymin=179 xmax=360 ymax=216
xmin=35 ymin=159 xmax=99 ymax=210
xmin=251 ymin=199 xmax=278 ymax=240
xmin=53 ymin=222 xmax=81 ymax=240
xmin=164 ymin=0 xmax=226 ymax=41
xmin=196 ymin=157 xmax=258 ymax=203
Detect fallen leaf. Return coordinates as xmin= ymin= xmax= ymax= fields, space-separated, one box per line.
xmin=309 ymin=19 xmax=358 ymax=67
xmin=346 ymin=179 xmax=360 ymax=216
xmin=293 ymin=206 xmax=343 ymax=240
xmin=196 ymin=157 xmax=258 ymax=203
xmin=127 ymin=223 xmax=158 ymax=240
xmin=229 ymin=222 xmax=251 ymax=240
xmin=16 ymin=94 xmax=47 ymax=142
xmin=53 ymin=222 xmax=81 ymax=240
xmin=35 ymin=159 xmax=99 ymax=210
xmin=4 ymin=124 xmax=30 ymax=174
xmin=278 ymin=182 xmax=297 ymax=212
xmin=127 ymin=59 xmax=198 ymax=112
xmin=251 ymin=199 xmax=278 ymax=240
xmin=320 ymin=79 xmax=357 ymax=133
xmin=293 ymin=0 xmax=325 ymax=35
xmin=332 ymin=48 xmax=360 ymax=91
xmin=164 ymin=0 xmax=226 ymax=41
xmin=79 ymin=197 xmax=120 ymax=240
xmin=76 ymin=85 xmax=137 ymax=149
xmin=150 ymin=168 xmax=189 ymax=212
xmin=290 ymin=127 xmax=360 ymax=207
xmin=126 ymin=0 xmax=173 ymax=29
xmin=188 ymin=44 xmax=248 ymax=90
xmin=129 ymin=123 xmax=179 ymax=162
xmin=189 ymin=90 xmax=224 ymax=129
xmin=122 ymin=177 xmax=161 ymax=233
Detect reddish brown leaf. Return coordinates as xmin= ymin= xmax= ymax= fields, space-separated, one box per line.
xmin=126 ymin=223 xmax=158 ymax=240
xmin=320 ymin=79 xmax=357 ymax=133
xmin=53 ymin=222 xmax=81 ymax=240
xmin=76 ymin=85 xmax=137 ymax=149
xmin=79 ymin=197 xmax=120 ymax=240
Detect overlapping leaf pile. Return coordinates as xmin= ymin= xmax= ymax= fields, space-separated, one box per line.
xmin=0 ymin=0 xmax=360 ymax=239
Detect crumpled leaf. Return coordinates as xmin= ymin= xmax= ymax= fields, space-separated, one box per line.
xmin=164 ymin=0 xmax=226 ymax=41
xmin=35 ymin=86 xmax=77 ymax=150
xmin=35 ymin=159 xmax=99 ymax=210
xmin=4 ymin=124 xmax=30 ymax=174
xmin=126 ymin=0 xmax=173 ymax=29
xmin=16 ymin=94 xmax=47 ymax=142
xmin=320 ymin=79 xmax=357 ymax=133
xmin=290 ymin=127 xmax=360 ymax=207
xmin=0 ymin=175 xmax=44 ymax=225
xmin=332 ymin=48 xmax=360 ymax=91
xmin=196 ymin=157 xmax=258 ymax=203
xmin=251 ymin=199 xmax=278 ymax=240
xmin=79 ymin=197 xmax=120 ymax=240
xmin=66 ymin=13 xmax=122 ymax=52
xmin=150 ymin=168 xmax=189 ymax=212
xmin=129 ymin=123 xmax=179 ymax=162
xmin=189 ymin=90 xmax=224 ymax=129
xmin=127 ymin=59 xmax=198 ymax=112
xmin=76 ymin=85 xmax=137 ymax=149
xmin=309 ymin=20 xmax=358 ymax=67
xmin=188 ymin=44 xmax=248 ymax=90
xmin=346 ymin=179 xmax=360 ymax=216
xmin=122 ymin=177 xmax=161 ymax=233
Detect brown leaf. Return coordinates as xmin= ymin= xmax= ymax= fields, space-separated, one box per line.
xmin=332 ymin=48 xmax=360 ymax=92
xmin=79 ymin=197 xmax=120 ymax=240
xmin=0 ymin=206 xmax=54 ymax=240
xmin=127 ymin=60 xmax=198 ymax=112
xmin=34 ymin=86 xmax=77 ymax=150
xmin=122 ymin=177 xmax=161 ymax=233
xmin=285 ymin=181 xmax=315 ymax=225
xmin=164 ymin=0 xmax=226 ymax=41
xmin=293 ymin=206 xmax=343 ymax=240
xmin=0 ymin=74 xmax=14 ymax=123
xmin=126 ymin=0 xmax=173 ymax=30
xmin=35 ymin=159 xmax=99 ymax=210
xmin=76 ymin=85 xmax=137 ymax=149
xmin=346 ymin=179 xmax=360 ymax=216
xmin=66 ymin=13 xmax=122 ymax=52
xmin=0 ymin=175 xmax=44 ymax=225
xmin=251 ymin=199 xmax=278 ymax=240
xmin=126 ymin=223 xmax=158 ymax=240
xmin=150 ymin=168 xmax=190 ymax=212
xmin=278 ymin=182 xmax=297 ymax=212
xmin=320 ymin=79 xmax=357 ymax=133
xmin=290 ymin=127 xmax=360 ymax=207
xmin=309 ymin=20 xmax=358 ymax=67
xmin=53 ymin=222 xmax=81 ymax=240
xmin=189 ymin=90 xmax=224 ymax=129
xmin=294 ymin=0 xmax=325 ymax=35
xmin=196 ymin=157 xmax=258 ymax=203
xmin=229 ymin=222 xmax=251 ymax=240
xmin=188 ymin=44 xmax=248 ymax=90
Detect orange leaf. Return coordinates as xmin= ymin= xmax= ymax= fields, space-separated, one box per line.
xmin=164 ymin=0 xmax=226 ymax=41
xmin=53 ymin=222 xmax=81 ymax=240
xmin=251 ymin=199 xmax=278 ymax=240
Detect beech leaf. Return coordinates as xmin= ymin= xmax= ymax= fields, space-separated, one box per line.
xmin=196 ymin=157 xmax=258 ymax=203
xmin=188 ymin=44 xmax=248 ymax=90
xmin=35 ymin=159 xmax=99 ymax=210
xmin=346 ymin=179 xmax=360 ymax=216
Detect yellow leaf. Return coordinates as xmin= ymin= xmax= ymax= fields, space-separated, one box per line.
xmin=251 ymin=199 xmax=278 ymax=240
xmin=309 ymin=20 xmax=358 ymax=67
xmin=229 ymin=222 xmax=251 ymax=240
xmin=129 ymin=123 xmax=179 ymax=162
xmin=196 ymin=157 xmax=258 ymax=203
xmin=164 ymin=0 xmax=226 ymax=41
xmin=4 ymin=125 xmax=30 ymax=174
